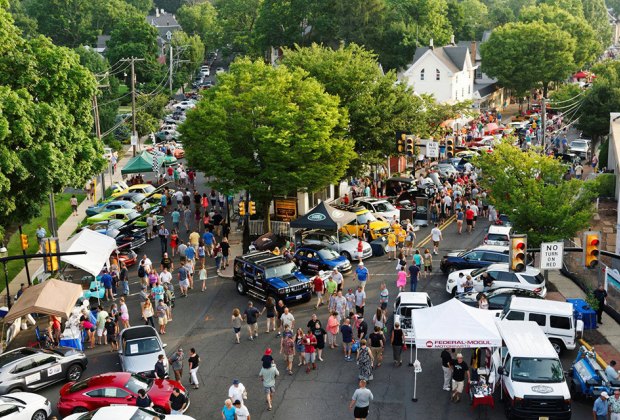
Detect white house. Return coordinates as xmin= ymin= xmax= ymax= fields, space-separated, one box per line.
xmin=146 ymin=8 xmax=182 ymax=56
xmin=399 ymin=38 xmax=477 ymax=104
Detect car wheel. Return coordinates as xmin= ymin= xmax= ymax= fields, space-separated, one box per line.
xmin=550 ymin=339 xmax=564 ymax=355
xmin=72 ymin=407 xmax=88 ymax=414
xmin=31 ymin=409 xmax=48 ymax=420
xmin=66 ymin=364 xmax=84 ymax=381
xmin=447 ymin=266 xmax=457 ymax=274
xmin=236 ymin=280 xmax=247 ymax=295
xmin=8 ymin=387 xmax=23 ymax=393
xmin=341 ymin=251 xmax=352 ymax=261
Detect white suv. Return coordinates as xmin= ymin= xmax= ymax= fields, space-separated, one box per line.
xmin=445 ymin=264 xmax=547 ymax=297
xmin=353 ymin=197 xmax=400 ymax=220
xmin=483 ymin=225 xmax=512 ymax=246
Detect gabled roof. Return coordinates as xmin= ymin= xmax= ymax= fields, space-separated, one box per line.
xmin=147 ymin=12 xmax=181 ymax=29
xmin=411 ymin=44 xmax=472 ymax=73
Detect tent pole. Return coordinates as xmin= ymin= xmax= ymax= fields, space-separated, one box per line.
xmin=409 ymin=339 xmax=414 ymax=366
xmin=412 ymin=347 xmax=418 ymax=402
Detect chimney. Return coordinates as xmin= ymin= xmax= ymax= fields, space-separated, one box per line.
xmin=450 ymin=34 xmax=455 ymax=45
xmin=155 ymin=7 xmax=159 ymax=17
xmin=429 ymin=38 xmax=434 ymax=49
xmin=161 ymin=8 xmax=165 ymax=15
xmin=471 ymin=41 xmax=477 ymax=62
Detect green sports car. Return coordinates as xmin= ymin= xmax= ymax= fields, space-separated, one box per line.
xmin=85 ymin=209 xmax=163 ymax=228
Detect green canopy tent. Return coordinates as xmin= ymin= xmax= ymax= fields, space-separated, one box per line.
xmin=121 ymin=151 xmax=163 ymax=175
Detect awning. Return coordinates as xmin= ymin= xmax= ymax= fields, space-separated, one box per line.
xmin=290 ymin=201 xmax=357 ymax=230
xmin=412 ymin=298 xmax=502 ymax=348
xmin=4 ymin=279 xmax=84 ymax=323
xmin=61 ymin=229 xmax=117 ymax=276
xmin=121 ymin=151 xmax=162 ymax=174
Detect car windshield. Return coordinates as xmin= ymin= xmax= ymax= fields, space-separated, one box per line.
xmin=126 ymin=211 xmax=141 ymax=221
xmin=337 ymin=233 xmax=353 ymax=243
xmin=133 ymin=194 xmax=147 ymax=203
xmin=521 ymin=273 xmax=545 ymax=285
xmin=571 ymin=141 xmax=588 ymax=148
xmin=357 ymin=212 xmax=377 ymax=224
xmin=318 ymin=249 xmax=340 ymax=260
xmin=125 ymin=374 xmax=153 ymax=393
xmin=487 ymin=234 xmax=508 ymax=242
xmin=124 ymin=338 xmax=161 ymax=356
xmin=69 ymin=378 xmax=90 ymax=393
xmin=470 ymin=267 xmax=489 ymax=277
xmin=142 ymin=185 xmax=156 ymax=194
xmin=264 ymin=262 xmax=298 ymax=278
xmin=511 ymin=357 xmax=564 ymax=383
xmin=374 ymin=202 xmax=395 ymax=212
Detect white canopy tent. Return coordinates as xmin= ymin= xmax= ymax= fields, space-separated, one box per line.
xmin=60 ymin=229 xmax=117 ymax=276
xmin=409 ymin=299 xmax=502 ymax=401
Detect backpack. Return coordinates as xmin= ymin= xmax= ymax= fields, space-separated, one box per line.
xmin=138 ymin=265 xmax=146 ymax=278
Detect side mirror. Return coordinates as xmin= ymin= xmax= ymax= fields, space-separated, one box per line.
xmin=497 ymin=366 xmax=505 ymax=375
xmin=126 ymin=395 xmax=134 ymax=400
xmin=162 ymin=343 xmax=168 ymax=348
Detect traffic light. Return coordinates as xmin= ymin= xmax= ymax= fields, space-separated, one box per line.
xmin=446 ymin=138 xmax=454 ymax=158
xmin=397 ymin=132 xmax=406 ymax=154
xmin=509 ymin=235 xmax=527 ymax=272
xmin=405 ymin=136 xmax=415 ymax=157
xmin=20 ymin=234 xmax=28 ymax=251
xmin=238 ymin=202 xmax=246 ymax=216
xmin=249 ymin=201 xmax=256 ymax=215
xmin=43 ymin=238 xmax=60 ymax=273
xmin=583 ymin=231 xmax=601 ymax=269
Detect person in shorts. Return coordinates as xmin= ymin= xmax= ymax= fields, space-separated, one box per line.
xmin=450 ymin=353 xmax=470 ymax=403
xmin=259 ymin=362 xmax=279 ymax=411
xmin=243 ymin=301 xmax=260 ymax=340
xmin=280 ymin=326 xmax=296 ymax=375
xmin=104 ymin=316 xmax=118 ymax=351
xmin=341 ymin=318 xmax=354 ymax=361
xmin=349 ymin=379 xmax=373 ymax=420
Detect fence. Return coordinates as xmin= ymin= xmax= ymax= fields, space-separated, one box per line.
xmin=248 ymin=220 xmax=291 ymax=237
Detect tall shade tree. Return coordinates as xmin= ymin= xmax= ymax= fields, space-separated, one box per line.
xmin=519 ymin=4 xmax=601 ymax=68
xmin=538 ymin=0 xmax=584 ymax=17
xmin=474 ymin=142 xmax=595 ymax=247
xmin=213 ymin=0 xmax=261 ymax=55
xmin=171 ymin=31 xmax=205 ymax=88
xmin=0 ymin=1 xmax=104 ymax=234
xmin=480 ymin=21 xmax=576 ymax=96
xmin=282 ymin=43 xmax=428 ymax=172
xmin=253 ymin=0 xmax=312 ymax=52
xmin=176 ymin=2 xmax=221 ymax=50
xmin=387 ymin=0 xmax=453 ymax=47
xmin=457 ymin=0 xmax=489 ymax=40
xmin=581 ymin=0 xmax=612 ymax=46
xmin=179 ymin=58 xmax=355 ymax=231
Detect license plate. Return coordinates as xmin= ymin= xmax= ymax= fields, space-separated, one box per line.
xmin=296 ymin=295 xmax=302 ymax=300
xmin=539 ymin=417 xmax=549 ymax=420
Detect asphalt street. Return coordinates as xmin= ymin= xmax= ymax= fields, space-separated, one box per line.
xmin=35 ymin=171 xmax=593 ymax=419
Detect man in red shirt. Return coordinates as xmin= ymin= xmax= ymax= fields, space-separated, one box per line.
xmin=465 ymin=206 xmax=475 ymax=234
xmin=313 ymin=273 xmax=325 ymax=309
xmin=303 ymin=329 xmax=318 ymax=373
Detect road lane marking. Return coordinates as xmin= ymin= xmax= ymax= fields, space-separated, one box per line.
xmin=415 ymin=215 xmax=456 ymax=249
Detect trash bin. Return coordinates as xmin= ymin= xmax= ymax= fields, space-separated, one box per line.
xmin=566 ymin=298 xmax=597 ymax=330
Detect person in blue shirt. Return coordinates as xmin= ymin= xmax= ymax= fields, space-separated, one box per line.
xmin=184 ymin=243 xmax=196 ymax=289
xmin=171 ymin=208 xmax=181 ymax=231
xmin=355 ymin=262 xmax=370 ymax=290
xmin=160 ymin=194 xmax=167 ymax=215
xmin=101 ymin=270 xmax=114 ymax=301
xmin=593 ymin=391 xmax=609 ymax=420
xmin=152 ymin=281 xmax=164 ymax=305
xmin=202 ymin=231 xmax=214 ymax=256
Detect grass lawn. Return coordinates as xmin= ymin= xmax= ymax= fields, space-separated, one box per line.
xmin=2 ymin=193 xmax=85 ymax=290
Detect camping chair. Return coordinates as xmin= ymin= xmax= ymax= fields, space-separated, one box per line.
xmin=33 ymin=326 xmax=52 ymax=349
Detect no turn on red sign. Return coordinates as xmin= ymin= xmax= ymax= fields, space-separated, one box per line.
xmin=540 ymin=242 xmax=564 ymax=270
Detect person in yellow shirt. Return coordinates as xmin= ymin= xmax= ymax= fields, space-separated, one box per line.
xmin=386 ymin=231 xmax=397 ymax=261
xmin=397 ymin=229 xmax=406 ymax=251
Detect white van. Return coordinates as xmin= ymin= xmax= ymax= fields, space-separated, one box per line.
xmin=499 ymin=296 xmax=582 ymax=354
xmin=494 ymin=321 xmax=571 ymax=420
xmin=393 ymin=292 xmax=432 ymax=343
xmin=483 ymin=225 xmax=512 ymax=246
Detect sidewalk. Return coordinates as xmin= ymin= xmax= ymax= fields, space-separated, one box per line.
xmin=547 ymin=271 xmax=620 ymax=365
xmin=0 ymin=145 xmax=135 ymax=303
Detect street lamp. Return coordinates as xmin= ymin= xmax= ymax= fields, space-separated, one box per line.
xmin=0 ymin=246 xmax=10 ymax=309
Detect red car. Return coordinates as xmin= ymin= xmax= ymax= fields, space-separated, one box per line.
xmin=57 ymin=372 xmax=189 ymax=417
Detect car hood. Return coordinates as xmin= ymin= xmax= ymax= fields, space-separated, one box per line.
xmin=148 ymin=378 xmax=186 ymax=400
xmin=445 ymin=250 xmax=464 ymax=258
xmin=269 ymin=272 xmax=310 ymax=289
xmin=510 ymin=380 xmax=570 ymax=400
xmin=447 ymin=268 xmax=476 ymax=282
xmin=121 ymin=352 xmax=165 ymax=375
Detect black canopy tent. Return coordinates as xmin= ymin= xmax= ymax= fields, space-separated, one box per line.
xmin=290 ymin=201 xmax=357 ymax=230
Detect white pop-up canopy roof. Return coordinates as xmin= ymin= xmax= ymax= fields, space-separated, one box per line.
xmin=412 ymin=298 xmax=502 ymax=349
xmin=60 ymin=229 xmax=116 ymax=276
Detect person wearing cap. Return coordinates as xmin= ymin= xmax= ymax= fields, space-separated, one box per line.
xmin=610 ymin=388 xmax=620 ymax=419
xmin=450 ymin=353 xmax=470 ymax=403
xmin=355 ymin=262 xmax=370 ymax=291
xmin=593 ymin=391 xmax=609 ymax=420
xmin=168 ymin=348 xmax=185 ymax=381
xmin=259 ymin=358 xmax=280 ymax=411
xmin=262 ymin=348 xmax=274 ymax=368
xmin=234 ymin=399 xmax=250 ymax=420
xmin=228 ymin=379 xmax=247 ymax=406
xmin=331 ymin=267 xmax=344 ymax=292
xmin=313 ymin=272 xmax=325 ymax=309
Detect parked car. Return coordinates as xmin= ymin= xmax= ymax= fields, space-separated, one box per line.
xmin=63 ymin=405 xmax=195 ymax=420
xmin=445 ymin=264 xmax=547 ymax=297
xmin=118 ymin=326 xmax=168 ymax=376
xmin=173 ymin=101 xmax=196 ymax=111
xmin=57 ymin=372 xmax=188 ymax=417
xmin=483 ymin=225 xmax=512 ymax=246
xmin=353 ymin=197 xmax=400 ymax=220
xmin=436 ymin=162 xmax=459 ymax=178
xmin=86 ymin=200 xmax=137 ymax=217
xmin=440 ymin=245 xmax=509 ymax=274
xmin=339 ymin=208 xmax=390 ymax=240
xmin=0 ymin=392 xmax=52 ymax=420
xmin=393 ymin=292 xmax=432 ymax=343
xmin=456 ymin=287 xmax=542 ymax=310
xmin=0 ymin=347 xmax=87 ymax=394
xmin=293 ymin=245 xmax=352 ymax=274
xmin=86 ymin=209 xmax=143 ymax=227
xmin=111 ymin=184 xmax=165 ymax=200
xmin=215 ymin=67 xmax=225 ymax=74
xmin=301 ymin=230 xmax=372 ymax=261
xmin=155 ymin=130 xmax=180 ymax=142
xmin=568 ymin=139 xmax=591 ymax=160
xmin=234 ymin=252 xmax=313 ymax=304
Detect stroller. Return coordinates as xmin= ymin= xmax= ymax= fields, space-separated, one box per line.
xmin=164 ymin=283 xmax=176 ymax=309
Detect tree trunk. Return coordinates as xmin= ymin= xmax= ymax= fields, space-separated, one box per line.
xmin=262 ymin=200 xmax=271 ymax=234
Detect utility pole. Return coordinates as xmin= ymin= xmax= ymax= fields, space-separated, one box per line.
xmin=541 ymin=97 xmax=547 ymax=153
xmin=168 ymin=44 xmax=190 ymax=96
xmin=169 ymin=44 xmax=173 ymax=94
xmin=120 ymin=57 xmax=145 ymax=156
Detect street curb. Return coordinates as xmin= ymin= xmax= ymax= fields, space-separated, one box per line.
xmin=578 ymin=338 xmax=609 ymax=369
xmin=560 ymin=267 xmax=620 ymax=325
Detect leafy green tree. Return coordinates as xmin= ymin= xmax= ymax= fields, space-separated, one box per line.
xmin=520 ymin=4 xmax=601 ymax=68
xmin=608 ymin=0 xmax=620 ymax=17
xmin=23 ymin=0 xmax=98 ymax=47
xmin=0 ymin=1 xmax=105 ymax=232
xmin=480 ymin=21 xmax=576 ymax=96
xmin=446 ymin=0 xmax=466 ymax=40
xmin=176 ymin=2 xmax=221 ymax=49
xmin=179 ymin=58 xmax=355 ymax=231
xmin=126 ymin=0 xmax=154 ymax=14
xmin=154 ymin=0 xmax=183 ymax=13
xmin=7 ymin=0 xmax=38 ymax=37
xmin=458 ymin=0 xmax=489 ymax=40
xmin=106 ymin=13 xmax=161 ymax=83
xmin=387 ymin=0 xmax=453 ymax=47
xmin=487 ymin=1 xmax=516 ymax=27
xmin=582 ymin=0 xmax=612 ymax=46
xmin=253 ymin=0 xmax=312 ymax=52
xmin=538 ymin=0 xmax=584 ymax=17
xmin=576 ymin=60 xmax=620 ymax=140
xmin=171 ymin=31 xmax=205 ymax=89
xmin=213 ymin=0 xmax=261 ymax=55
xmin=283 ymin=43 xmax=434 ymax=171
xmin=474 ymin=142 xmax=595 ymax=247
